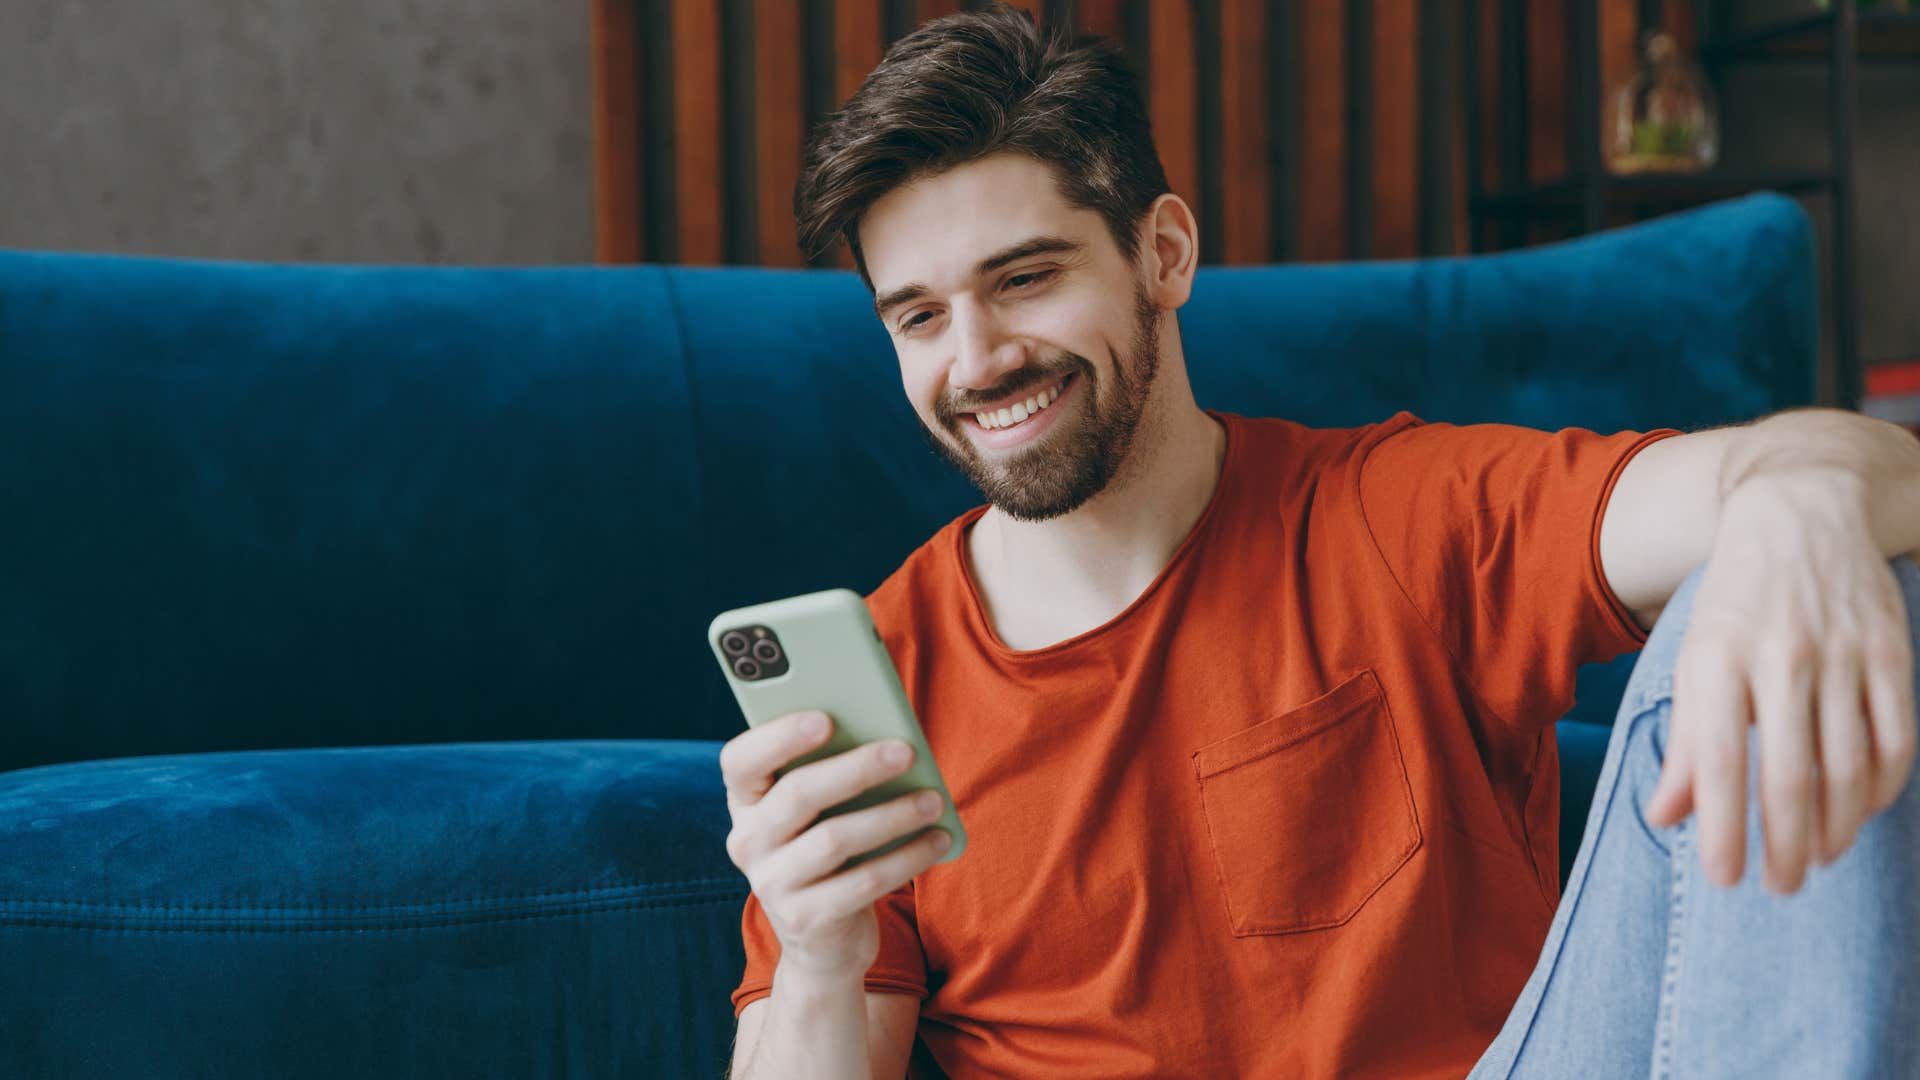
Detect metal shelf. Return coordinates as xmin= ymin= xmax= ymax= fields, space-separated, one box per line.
xmin=1465 ymin=0 xmax=1880 ymax=409
xmin=1705 ymin=9 xmax=1920 ymax=61
xmin=1474 ymin=172 xmax=1836 ymax=216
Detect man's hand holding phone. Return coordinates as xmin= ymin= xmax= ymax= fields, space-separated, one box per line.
xmin=720 ymin=709 xmax=952 ymax=979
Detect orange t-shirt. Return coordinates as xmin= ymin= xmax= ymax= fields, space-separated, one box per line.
xmin=732 ymin=408 xmax=1684 ymax=1078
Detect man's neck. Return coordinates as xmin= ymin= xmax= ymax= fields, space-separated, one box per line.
xmin=966 ymin=398 xmax=1229 ymax=650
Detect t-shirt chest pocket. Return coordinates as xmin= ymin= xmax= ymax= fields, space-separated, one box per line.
xmin=1189 ymin=668 xmax=1423 ymax=937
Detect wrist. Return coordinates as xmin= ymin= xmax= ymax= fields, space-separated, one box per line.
xmin=1716 ymin=409 xmax=1920 ymax=560
xmin=1717 ymin=469 xmax=1878 ymax=560
xmin=774 ymin=956 xmax=868 ymax=996
xmin=1721 ymin=460 xmax=1865 ymax=505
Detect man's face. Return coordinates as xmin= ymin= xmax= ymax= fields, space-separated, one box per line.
xmin=860 ymin=153 xmax=1162 ymax=522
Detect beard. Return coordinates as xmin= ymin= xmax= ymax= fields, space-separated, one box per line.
xmin=919 ymin=279 xmax=1162 ymax=523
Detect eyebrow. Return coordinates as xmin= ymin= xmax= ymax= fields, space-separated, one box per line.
xmin=872 ymin=235 xmax=1086 ymax=322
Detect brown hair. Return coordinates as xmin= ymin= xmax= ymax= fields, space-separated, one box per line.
xmin=793 ymin=3 xmax=1170 ymax=289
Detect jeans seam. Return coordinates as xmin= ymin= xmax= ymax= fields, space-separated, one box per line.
xmin=1626 ymin=671 xmax=1674 ymax=721
xmin=1496 ymin=704 xmax=1659 ymax=1075
xmin=1650 ymin=817 xmax=1691 ymax=1080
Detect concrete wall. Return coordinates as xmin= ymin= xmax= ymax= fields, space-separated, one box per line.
xmin=0 ymin=1 xmax=1911 ymax=387
xmin=0 ymin=1 xmax=592 ymax=265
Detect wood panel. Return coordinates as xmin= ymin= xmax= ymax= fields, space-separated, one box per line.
xmin=1454 ymin=0 xmax=1470 ymax=252
xmin=836 ymin=0 xmax=885 ymax=103
xmin=1601 ymin=0 xmax=1638 ymax=96
xmin=590 ymin=0 xmax=641 ymax=263
xmin=1148 ymin=1 xmax=1199 ymax=236
xmin=1528 ymin=0 xmax=1569 ymax=182
xmin=1666 ymin=0 xmax=1698 ymax=55
xmin=1219 ymin=0 xmax=1269 ymax=263
xmin=1299 ymin=0 xmax=1347 ymax=261
xmin=1372 ymin=0 xmax=1418 ymax=258
xmin=1477 ymin=0 xmax=1501 ymax=198
xmin=1077 ymin=0 xmax=1124 ymax=39
xmin=672 ymin=0 xmax=724 ymax=264
xmin=592 ymin=0 xmax=1604 ymax=268
xmin=754 ymin=0 xmax=806 ymax=266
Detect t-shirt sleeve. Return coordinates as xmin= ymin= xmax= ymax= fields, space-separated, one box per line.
xmin=729 ymin=880 xmax=929 ymax=1017
xmin=1356 ymin=414 xmax=1685 ymax=733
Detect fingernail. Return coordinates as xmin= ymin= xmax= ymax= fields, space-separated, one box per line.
xmin=915 ymin=791 xmax=941 ymax=815
xmin=801 ymin=713 xmax=828 ymax=738
xmin=883 ymin=741 xmax=912 ymax=766
xmin=930 ymin=830 xmax=952 ymax=851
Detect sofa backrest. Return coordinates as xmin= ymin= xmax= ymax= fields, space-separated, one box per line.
xmin=0 ymin=193 xmax=1816 ymax=771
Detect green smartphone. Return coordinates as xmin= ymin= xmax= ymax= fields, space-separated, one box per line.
xmin=708 ymin=588 xmax=967 ymax=869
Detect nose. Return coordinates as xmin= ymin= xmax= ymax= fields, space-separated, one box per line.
xmin=946 ymin=297 xmax=1027 ymax=396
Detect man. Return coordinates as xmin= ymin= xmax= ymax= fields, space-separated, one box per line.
xmin=719 ymin=6 xmax=1920 ymax=1077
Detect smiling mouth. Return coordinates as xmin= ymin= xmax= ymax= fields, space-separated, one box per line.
xmin=969 ymin=374 xmax=1072 ymax=432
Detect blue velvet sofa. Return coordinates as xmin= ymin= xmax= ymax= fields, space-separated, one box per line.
xmin=0 ymin=193 xmax=1817 ymax=1078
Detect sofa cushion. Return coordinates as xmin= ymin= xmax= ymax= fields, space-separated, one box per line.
xmin=0 ymin=739 xmax=750 ymax=1078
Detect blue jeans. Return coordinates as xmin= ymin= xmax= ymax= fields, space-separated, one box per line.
xmin=1470 ymin=556 xmax=1920 ymax=1078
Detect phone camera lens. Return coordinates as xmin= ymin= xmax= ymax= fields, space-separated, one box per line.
xmin=732 ymin=656 xmax=761 ymax=680
xmin=721 ymin=631 xmax=751 ymax=655
xmin=751 ymin=639 xmax=782 ymax=664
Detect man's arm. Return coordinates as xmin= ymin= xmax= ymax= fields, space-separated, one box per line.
xmin=1596 ymin=405 xmax=1920 ymax=893
xmin=1599 ymin=407 xmax=1920 ymax=632
xmin=730 ymin=970 xmax=920 ymax=1080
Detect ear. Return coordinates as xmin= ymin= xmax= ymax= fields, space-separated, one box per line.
xmin=1139 ymin=193 xmax=1200 ymax=310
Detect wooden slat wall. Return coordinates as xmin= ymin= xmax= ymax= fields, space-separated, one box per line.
xmin=1371 ymin=0 xmax=1417 ymax=260
xmin=671 ymin=0 xmax=724 ymax=265
xmin=1219 ymin=0 xmax=1269 ymax=264
xmin=753 ymin=0 xmax=807 ymax=266
xmin=1148 ymin=0 xmax=1200 ymax=245
xmin=1298 ymin=0 xmax=1346 ymax=262
xmin=594 ymin=0 xmax=1670 ymax=267
xmin=589 ymin=0 xmax=641 ymax=263
xmin=834 ymin=0 xmax=883 ymax=103
xmin=1528 ymin=0 xmax=1570 ymax=183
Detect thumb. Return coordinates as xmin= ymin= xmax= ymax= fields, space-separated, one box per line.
xmin=1644 ymin=725 xmax=1695 ymax=828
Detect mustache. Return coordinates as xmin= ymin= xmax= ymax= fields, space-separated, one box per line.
xmin=938 ymin=357 xmax=1087 ymax=420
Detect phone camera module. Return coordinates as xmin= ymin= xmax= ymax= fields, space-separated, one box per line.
xmin=721 ymin=625 xmax=789 ymax=681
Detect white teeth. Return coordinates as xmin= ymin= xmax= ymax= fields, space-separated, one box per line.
xmin=974 ymin=378 xmax=1066 ymax=432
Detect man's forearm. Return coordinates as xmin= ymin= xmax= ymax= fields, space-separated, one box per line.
xmin=736 ymin=962 xmax=873 ymax=1080
xmin=1717 ymin=407 xmax=1920 ymax=559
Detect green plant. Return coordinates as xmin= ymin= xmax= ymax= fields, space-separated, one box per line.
xmin=1631 ymin=121 xmax=1701 ymax=157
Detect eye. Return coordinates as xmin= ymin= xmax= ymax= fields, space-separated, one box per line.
xmin=899 ymin=310 xmax=936 ymax=336
xmin=1006 ymin=268 xmax=1058 ymax=291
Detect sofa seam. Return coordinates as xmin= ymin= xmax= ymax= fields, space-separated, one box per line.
xmin=0 ymin=890 xmax=750 ymax=934
xmin=0 ymin=875 xmax=746 ymax=916
xmin=659 ymin=268 xmax=716 ymax=610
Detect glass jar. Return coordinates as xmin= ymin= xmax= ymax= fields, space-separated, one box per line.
xmin=1603 ymin=32 xmax=1720 ymax=175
